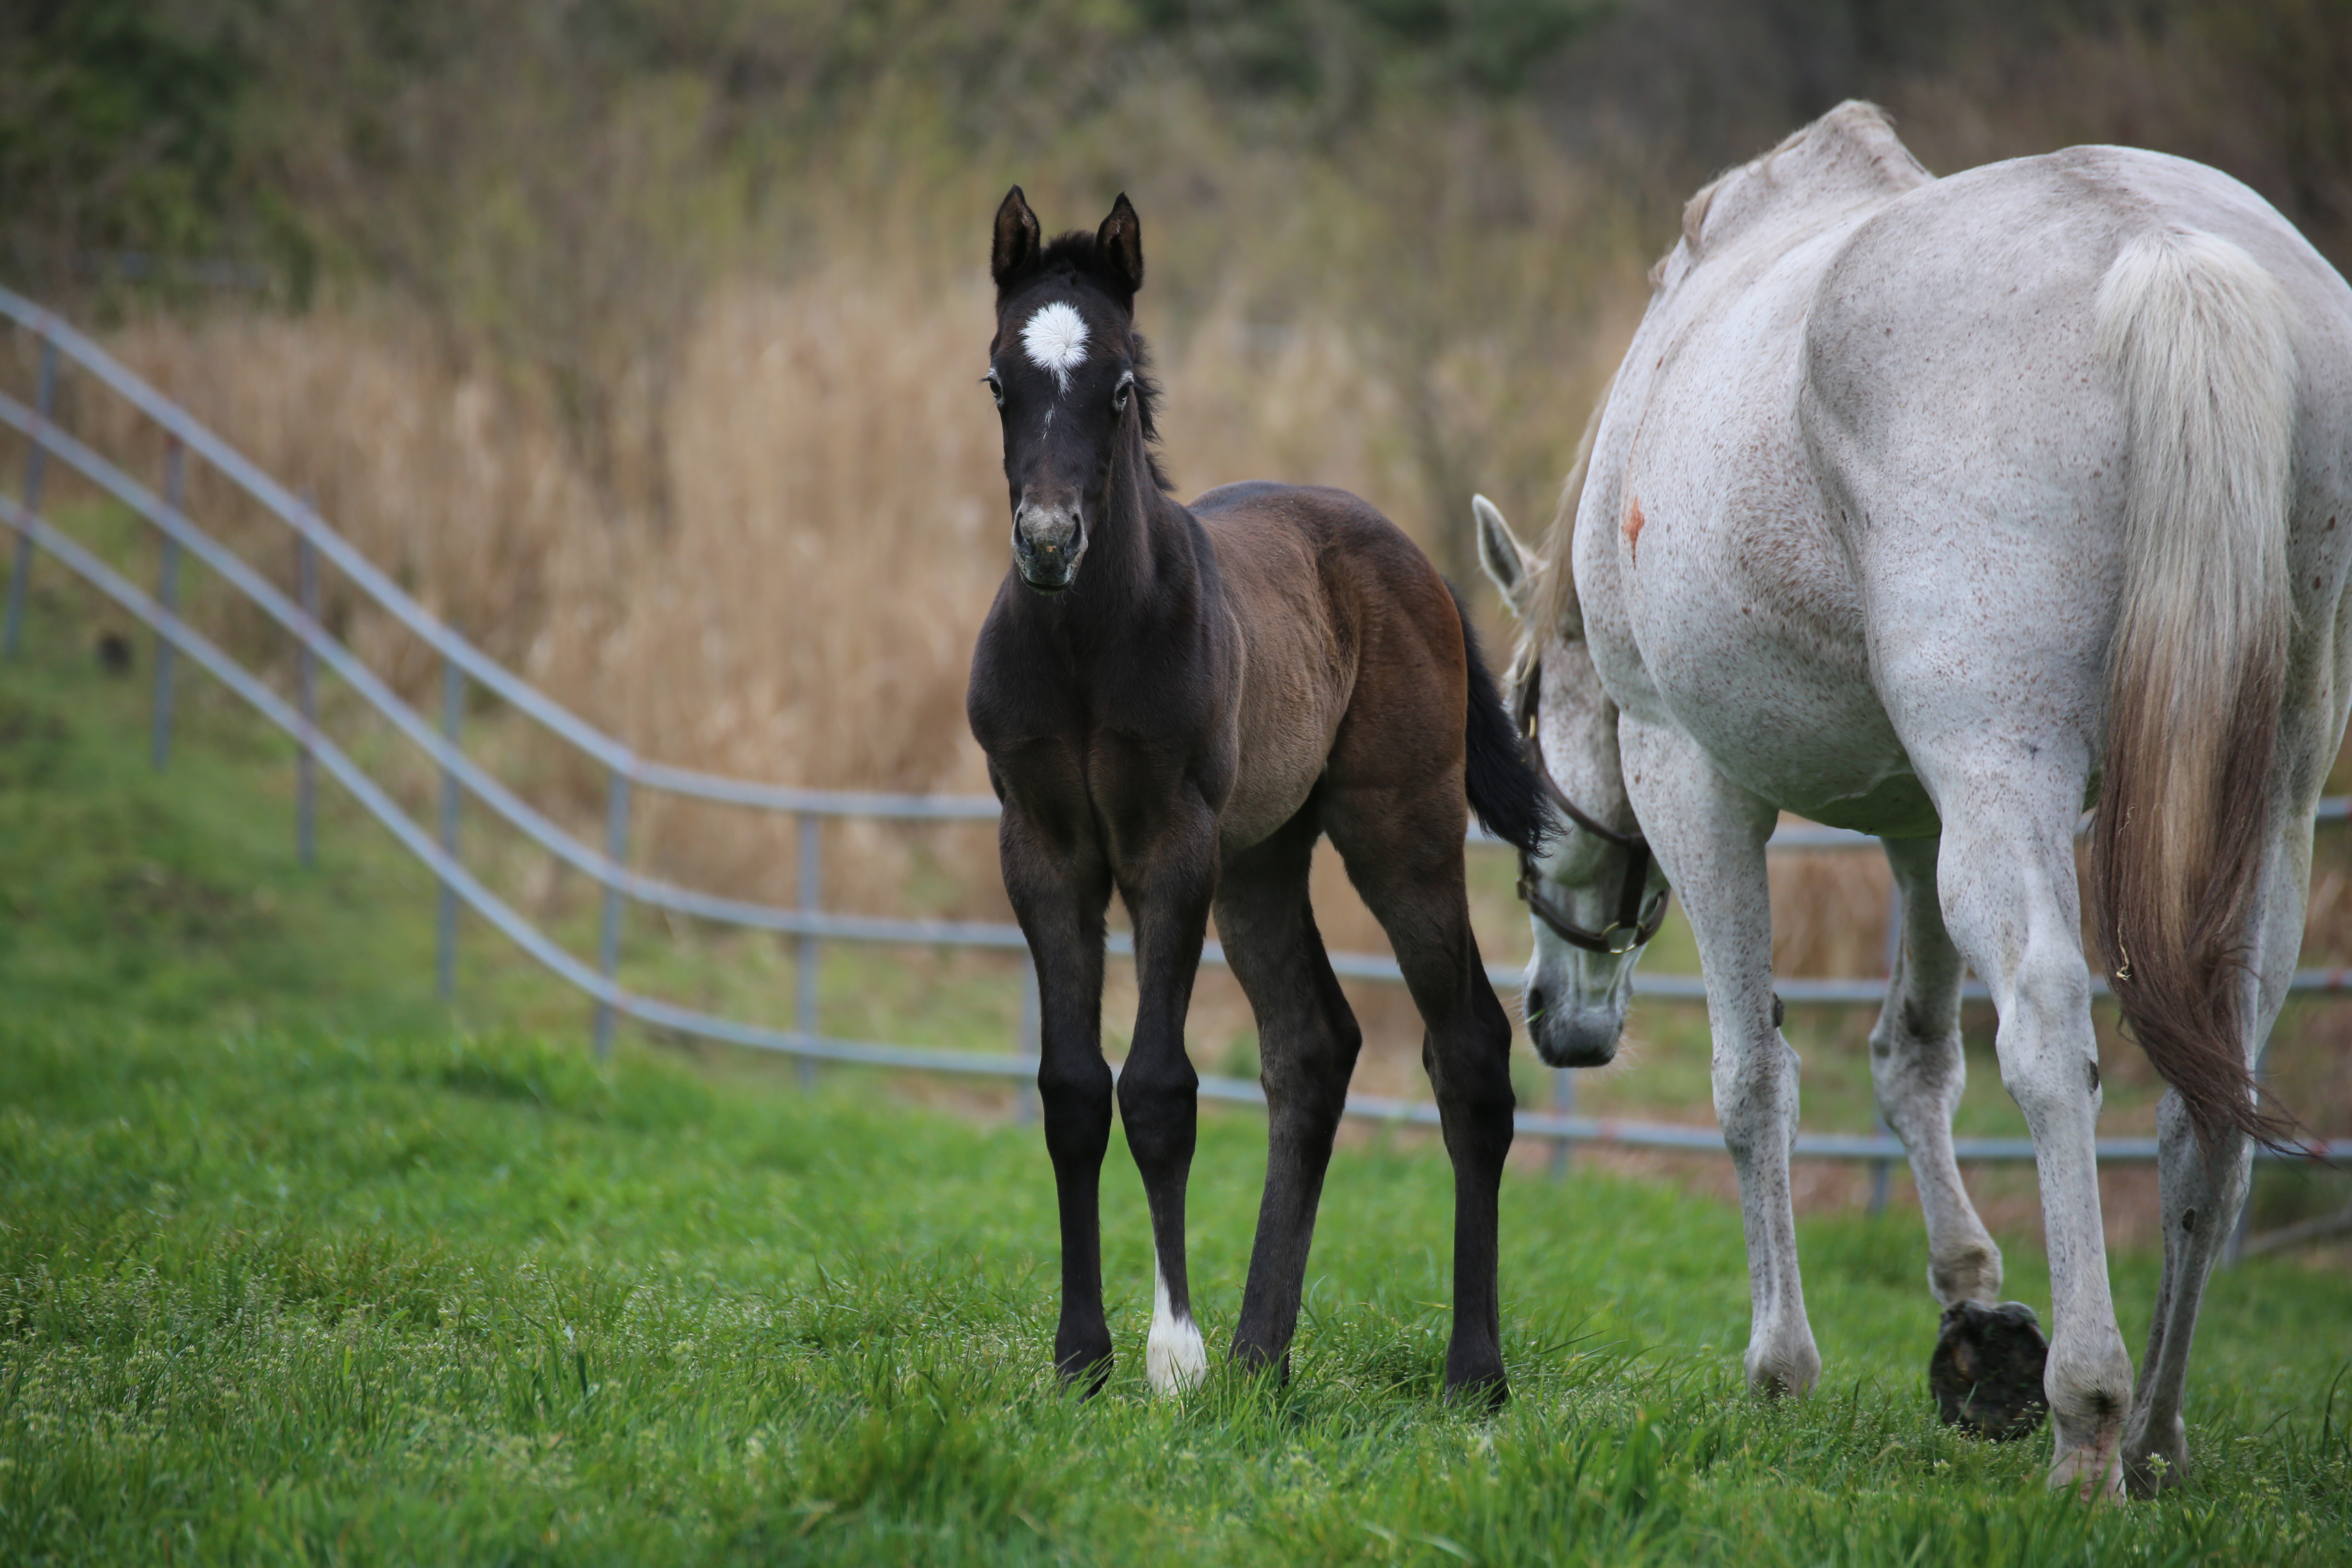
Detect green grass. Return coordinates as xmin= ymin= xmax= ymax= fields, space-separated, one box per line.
xmin=7 ymin=1018 xmax=2352 ymax=1565
xmin=3 ymin=592 xmax=2350 ymax=1565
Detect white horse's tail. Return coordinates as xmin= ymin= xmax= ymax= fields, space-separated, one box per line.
xmin=2089 ymin=227 xmax=2299 ymax=1152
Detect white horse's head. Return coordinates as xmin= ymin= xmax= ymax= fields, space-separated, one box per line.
xmin=1475 ymin=492 xmax=1668 ymax=1068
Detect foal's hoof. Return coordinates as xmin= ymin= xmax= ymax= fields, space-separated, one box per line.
xmin=1229 ymin=1341 xmax=1292 ymax=1385
xmin=1054 ymin=1345 xmax=1114 ymax=1399
xmin=1928 ymin=1300 xmax=2049 ymax=1440
xmin=1442 ymin=1349 xmax=1510 ymax=1411
xmin=1442 ymin=1371 xmax=1510 ymax=1411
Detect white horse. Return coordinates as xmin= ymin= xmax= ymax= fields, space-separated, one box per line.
xmin=1477 ymin=101 xmax=2352 ymax=1497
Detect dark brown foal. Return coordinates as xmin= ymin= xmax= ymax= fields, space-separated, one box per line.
xmin=965 ymin=188 xmax=1550 ymax=1401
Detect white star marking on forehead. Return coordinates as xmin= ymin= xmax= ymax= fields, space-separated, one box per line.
xmin=1021 ymin=301 xmax=1090 ymax=394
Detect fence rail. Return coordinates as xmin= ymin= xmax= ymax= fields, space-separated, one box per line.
xmin=0 ymin=287 xmax=2334 ymax=1185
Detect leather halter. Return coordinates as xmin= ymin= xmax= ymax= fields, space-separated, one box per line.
xmin=1511 ymin=652 xmax=1671 ymax=955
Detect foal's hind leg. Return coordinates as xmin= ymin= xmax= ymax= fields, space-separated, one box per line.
xmin=1325 ymin=789 xmax=1515 ymax=1401
xmin=1218 ymin=809 xmax=1364 ymax=1381
xmin=2123 ymin=815 xmax=2310 ymax=1494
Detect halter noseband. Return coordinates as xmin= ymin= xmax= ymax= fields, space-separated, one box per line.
xmin=1512 ymin=652 xmax=1671 ymax=956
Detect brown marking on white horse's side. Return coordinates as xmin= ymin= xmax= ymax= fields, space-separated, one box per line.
xmin=1623 ymin=494 xmax=1646 ymax=564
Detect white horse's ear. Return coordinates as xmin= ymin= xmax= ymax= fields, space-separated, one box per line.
xmin=1473 ymin=494 xmax=1535 ymax=621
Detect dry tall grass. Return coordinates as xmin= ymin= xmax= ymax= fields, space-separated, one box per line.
xmin=53 ymin=33 xmax=2352 ymax=1001
xmin=83 ymin=227 xmax=1643 ymax=945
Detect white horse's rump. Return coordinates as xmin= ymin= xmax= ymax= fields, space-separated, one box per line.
xmin=1482 ymin=102 xmax=2352 ymax=1499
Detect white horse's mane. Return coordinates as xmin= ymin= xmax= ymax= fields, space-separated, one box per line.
xmin=1650 ymin=100 xmax=1930 ymax=289
xmin=1519 ymin=380 xmax=1610 ymax=665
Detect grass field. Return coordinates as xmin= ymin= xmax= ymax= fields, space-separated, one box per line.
xmin=3 ymin=616 xmax=2351 ymax=1565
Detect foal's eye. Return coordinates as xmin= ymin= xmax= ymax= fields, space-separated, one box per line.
xmin=983 ymin=372 xmax=1004 ymax=408
xmin=1112 ymin=373 xmax=1133 ymax=413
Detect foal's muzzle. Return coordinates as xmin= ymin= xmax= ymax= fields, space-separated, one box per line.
xmin=1013 ymin=500 xmax=1085 ymax=592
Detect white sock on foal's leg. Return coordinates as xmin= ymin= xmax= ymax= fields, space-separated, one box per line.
xmin=1146 ymin=1259 xmax=1206 ymax=1394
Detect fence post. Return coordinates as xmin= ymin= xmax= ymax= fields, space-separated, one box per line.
xmin=1867 ymin=1122 xmax=1895 ymax=1216
xmin=592 ymin=766 xmax=633 ymax=1060
xmin=3 ymin=336 xmax=59 ymax=658
xmin=2223 ymin=1036 xmax=2277 ymax=1266
xmin=796 ymin=811 xmax=822 ymax=1087
xmin=1016 ymin=955 xmax=1040 ymax=1125
xmin=294 ymin=500 xmax=318 ymax=867
xmin=1868 ymin=879 xmax=1902 ymax=1216
xmin=150 ymin=437 xmax=185 ymax=769
xmin=434 ymin=650 xmax=464 ymax=1002
xmin=1550 ymin=1068 xmax=1575 ymax=1179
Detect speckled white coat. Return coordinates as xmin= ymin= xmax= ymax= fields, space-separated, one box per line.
xmin=1483 ymin=102 xmax=2352 ymax=1498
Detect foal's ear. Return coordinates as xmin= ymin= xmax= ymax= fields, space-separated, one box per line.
xmin=1094 ymin=193 xmax=1144 ymax=302
xmin=992 ymin=186 xmax=1042 ymax=290
xmin=1474 ymin=494 xmax=1536 ymax=621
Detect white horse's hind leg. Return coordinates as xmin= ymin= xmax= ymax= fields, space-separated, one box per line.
xmin=1620 ymin=720 xmax=1820 ymax=1396
xmin=1931 ymin=772 xmax=2134 ymax=1497
xmin=1871 ymin=835 xmax=2002 ymax=1308
xmin=2123 ymin=820 xmax=2308 ymax=1494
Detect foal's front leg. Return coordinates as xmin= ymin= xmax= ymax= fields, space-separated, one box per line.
xmin=1000 ymin=805 xmax=1116 ymax=1389
xmin=1114 ymin=794 xmax=1219 ymax=1394
xmin=1621 ymin=720 xmax=1821 ymax=1395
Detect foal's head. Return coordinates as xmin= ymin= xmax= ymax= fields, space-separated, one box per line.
xmin=985 ymin=187 xmax=1168 ymax=594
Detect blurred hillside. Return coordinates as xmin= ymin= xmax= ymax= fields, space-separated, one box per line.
xmin=10 ymin=1 xmax=2348 ymax=568
xmin=4 ymin=0 xmax=2350 ymax=929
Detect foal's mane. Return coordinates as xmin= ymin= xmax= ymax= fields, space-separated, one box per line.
xmin=1008 ymin=229 xmax=1175 ymax=494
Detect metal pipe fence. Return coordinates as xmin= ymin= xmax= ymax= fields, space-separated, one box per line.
xmin=0 ymin=288 xmax=2335 ymax=1187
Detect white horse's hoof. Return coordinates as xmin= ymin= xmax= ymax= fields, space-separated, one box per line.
xmin=1929 ymin=1301 xmax=2049 ymax=1440
xmin=1744 ymin=1335 xmax=1822 ymax=1399
xmin=2048 ymin=1434 xmax=2126 ymax=1501
xmin=2123 ymin=1414 xmax=2189 ymax=1497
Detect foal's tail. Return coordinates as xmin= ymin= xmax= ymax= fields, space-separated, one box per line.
xmin=1448 ymin=581 xmax=1556 ymax=857
xmin=2089 ymin=227 xmax=2299 ymax=1153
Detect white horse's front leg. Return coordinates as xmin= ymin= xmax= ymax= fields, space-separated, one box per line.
xmin=1621 ymin=720 xmax=1820 ymax=1396
xmin=1871 ymin=835 xmax=2011 ymax=1307
xmin=1932 ymin=773 xmax=2133 ymax=1499
xmin=1872 ymin=836 xmax=2003 ymax=1309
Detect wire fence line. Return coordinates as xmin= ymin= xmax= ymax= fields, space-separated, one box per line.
xmin=0 ymin=289 xmax=2336 ymax=1185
